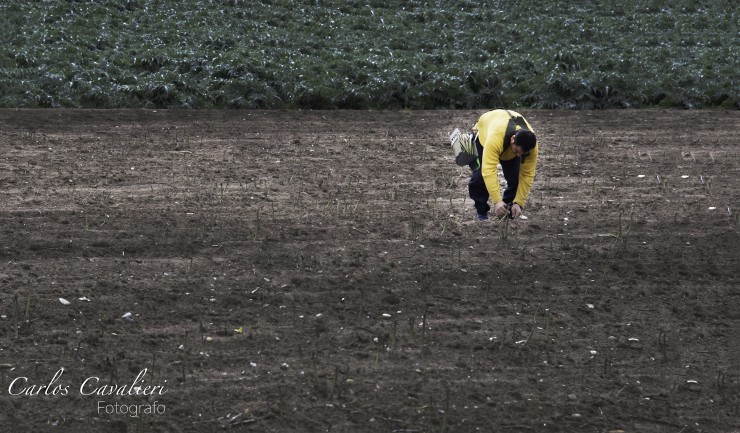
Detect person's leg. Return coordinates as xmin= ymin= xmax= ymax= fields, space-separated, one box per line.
xmin=500 ymin=157 xmax=520 ymax=205
xmin=467 ymin=136 xmax=490 ymax=216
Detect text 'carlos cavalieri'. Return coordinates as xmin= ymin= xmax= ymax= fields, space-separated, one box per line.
xmin=4 ymin=368 xmax=167 ymax=397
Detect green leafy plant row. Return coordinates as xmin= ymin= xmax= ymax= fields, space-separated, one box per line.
xmin=1 ymin=0 xmax=737 ymax=109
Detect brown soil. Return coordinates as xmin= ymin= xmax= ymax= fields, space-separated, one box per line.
xmin=0 ymin=109 xmax=738 ymax=433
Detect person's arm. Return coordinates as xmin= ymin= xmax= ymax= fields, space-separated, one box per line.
xmin=513 ymin=145 xmax=538 ymax=208
xmin=480 ymin=140 xmax=503 ymax=203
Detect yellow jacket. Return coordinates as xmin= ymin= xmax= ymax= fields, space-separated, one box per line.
xmin=474 ymin=109 xmax=538 ymax=207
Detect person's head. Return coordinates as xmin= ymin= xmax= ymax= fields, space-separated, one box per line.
xmin=510 ymin=130 xmax=537 ymax=156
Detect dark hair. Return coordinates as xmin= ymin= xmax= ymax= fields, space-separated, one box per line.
xmin=514 ymin=130 xmax=537 ymax=152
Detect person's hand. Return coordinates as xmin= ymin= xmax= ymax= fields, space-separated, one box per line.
xmin=511 ymin=204 xmax=523 ymax=219
xmin=493 ymin=201 xmax=508 ymax=217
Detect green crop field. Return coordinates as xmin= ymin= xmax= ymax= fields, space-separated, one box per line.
xmin=1 ymin=0 xmax=737 ymax=109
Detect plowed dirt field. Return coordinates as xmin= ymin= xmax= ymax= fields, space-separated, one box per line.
xmin=0 ymin=109 xmax=738 ymax=432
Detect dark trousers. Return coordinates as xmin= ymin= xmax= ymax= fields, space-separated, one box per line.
xmin=468 ymin=136 xmax=520 ymax=215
